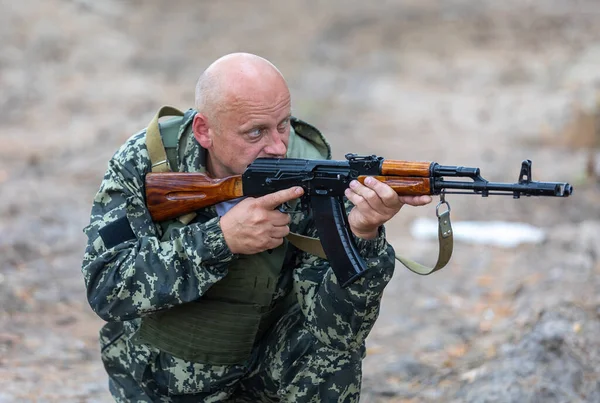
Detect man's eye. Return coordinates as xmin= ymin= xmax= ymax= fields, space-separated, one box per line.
xmin=278 ymin=119 xmax=290 ymax=133
xmin=248 ymin=128 xmax=263 ymax=138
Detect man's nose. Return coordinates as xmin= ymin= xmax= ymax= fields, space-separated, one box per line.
xmin=264 ymin=131 xmax=287 ymax=157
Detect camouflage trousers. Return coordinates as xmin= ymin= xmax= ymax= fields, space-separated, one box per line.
xmin=103 ymin=305 xmax=364 ymax=402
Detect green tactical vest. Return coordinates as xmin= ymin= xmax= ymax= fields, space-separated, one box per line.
xmin=136 ymin=108 xmax=331 ymax=365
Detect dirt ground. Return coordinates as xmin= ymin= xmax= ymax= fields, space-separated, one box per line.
xmin=1 ymin=0 xmax=600 ymax=402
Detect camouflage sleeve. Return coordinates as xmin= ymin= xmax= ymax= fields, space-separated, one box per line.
xmin=291 ymin=202 xmax=395 ymax=352
xmin=81 ymin=134 xmax=235 ymax=322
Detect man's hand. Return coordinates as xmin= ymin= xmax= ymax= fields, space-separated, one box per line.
xmin=345 ymin=177 xmax=432 ymax=240
xmin=220 ymin=186 xmax=304 ymax=255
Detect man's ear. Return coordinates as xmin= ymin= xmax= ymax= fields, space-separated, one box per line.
xmin=192 ymin=113 xmax=212 ymax=149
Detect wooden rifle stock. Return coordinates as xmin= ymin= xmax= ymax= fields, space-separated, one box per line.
xmin=146 ymin=172 xmax=244 ymax=222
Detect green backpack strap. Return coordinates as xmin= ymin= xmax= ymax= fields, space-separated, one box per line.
xmin=146 ymin=106 xmax=184 ymax=172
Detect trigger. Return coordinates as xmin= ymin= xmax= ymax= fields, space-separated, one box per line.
xmin=278 ymin=202 xmax=292 ymax=213
xmin=278 ymin=202 xmax=302 ymax=215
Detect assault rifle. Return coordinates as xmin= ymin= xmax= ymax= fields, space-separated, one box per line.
xmin=145 ymin=154 xmax=572 ymax=286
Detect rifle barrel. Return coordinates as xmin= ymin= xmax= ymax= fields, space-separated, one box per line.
xmin=434 ymin=179 xmax=573 ymax=197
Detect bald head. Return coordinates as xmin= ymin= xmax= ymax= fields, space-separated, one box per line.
xmin=194 ymin=53 xmax=289 ymax=122
xmin=191 ymin=53 xmax=293 ymax=177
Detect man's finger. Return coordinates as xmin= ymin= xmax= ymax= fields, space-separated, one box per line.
xmin=268 ymin=211 xmax=291 ymax=226
xmin=271 ymin=225 xmax=290 ymax=239
xmin=258 ymin=187 xmax=304 ymax=209
xmin=362 ymin=177 xmax=399 ymax=207
xmin=398 ymin=195 xmax=432 ymax=206
xmin=267 ymin=237 xmax=285 ymax=249
xmin=348 ymin=180 xmax=386 ymax=211
xmin=345 ymin=188 xmax=387 ymax=220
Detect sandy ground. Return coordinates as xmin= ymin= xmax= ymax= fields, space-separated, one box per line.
xmin=1 ymin=0 xmax=600 ymax=401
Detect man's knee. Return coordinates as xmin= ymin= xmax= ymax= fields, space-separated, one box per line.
xmin=278 ymin=326 xmax=363 ymax=402
xmin=243 ymin=306 xmax=364 ymax=402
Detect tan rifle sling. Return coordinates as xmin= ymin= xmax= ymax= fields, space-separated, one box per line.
xmin=285 ymin=212 xmax=453 ymax=276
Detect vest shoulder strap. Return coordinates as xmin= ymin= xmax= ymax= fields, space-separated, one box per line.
xmin=145 ymin=106 xmax=185 ymax=173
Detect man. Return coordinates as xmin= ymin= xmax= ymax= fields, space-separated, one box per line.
xmin=82 ymin=53 xmax=431 ymax=402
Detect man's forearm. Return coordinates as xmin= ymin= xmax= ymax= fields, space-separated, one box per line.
xmin=83 ymin=216 xmax=236 ymax=321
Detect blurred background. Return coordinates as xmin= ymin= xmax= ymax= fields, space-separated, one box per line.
xmin=1 ymin=0 xmax=599 ymax=401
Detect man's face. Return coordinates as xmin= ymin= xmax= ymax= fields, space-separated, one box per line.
xmin=194 ymin=88 xmax=291 ymax=178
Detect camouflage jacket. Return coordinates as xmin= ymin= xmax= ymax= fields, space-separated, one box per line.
xmin=81 ymin=111 xmax=396 ymax=391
